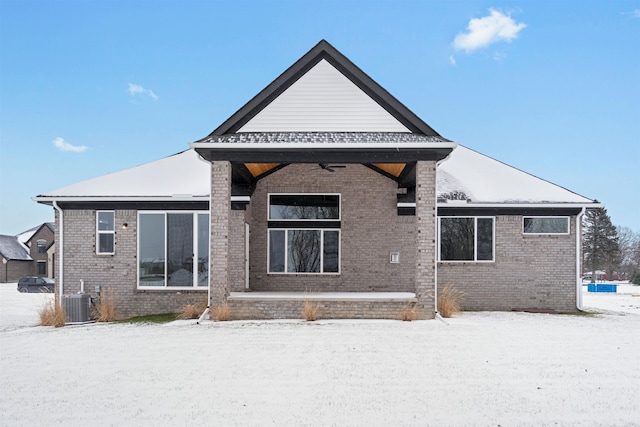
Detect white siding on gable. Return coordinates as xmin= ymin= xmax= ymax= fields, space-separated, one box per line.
xmin=238 ymin=59 xmax=411 ymax=132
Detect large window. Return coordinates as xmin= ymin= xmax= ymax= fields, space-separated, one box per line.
xmin=268 ymin=194 xmax=340 ymax=274
xmin=138 ymin=212 xmax=209 ymax=288
xmin=37 ymin=240 xmax=47 ymax=254
xmin=523 ymin=217 xmax=569 ymax=234
xmin=439 ymin=217 xmax=494 ymax=262
xmin=96 ymin=211 xmax=115 ymax=254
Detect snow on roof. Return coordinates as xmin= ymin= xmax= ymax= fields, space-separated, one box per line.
xmin=36 ymin=150 xmax=211 ymax=200
xmin=17 ymin=226 xmax=39 ymax=244
xmin=437 ymin=145 xmax=594 ymax=204
xmin=0 ymin=235 xmax=32 ymax=261
xmin=35 ymin=144 xmax=594 ymax=206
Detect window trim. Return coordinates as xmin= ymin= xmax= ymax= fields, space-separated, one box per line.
xmin=37 ymin=261 xmax=47 ymax=275
xmin=438 ymin=216 xmax=495 ymax=263
xmin=96 ymin=211 xmax=115 ymax=255
xmin=267 ymin=228 xmax=341 ymax=275
xmin=36 ymin=240 xmax=47 ymax=254
xmin=267 ymin=193 xmax=341 ymax=222
xmin=522 ymin=216 xmax=570 ymax=235
xmin=136 ymin=211 xmax=210 ymax=290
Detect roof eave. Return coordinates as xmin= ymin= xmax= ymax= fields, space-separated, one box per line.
xmin=33 ymin=196 xmax=210 ymax=205
xmin=191 ymin=141 xmax=457 ymax=163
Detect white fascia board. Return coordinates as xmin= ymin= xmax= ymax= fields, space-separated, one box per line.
xmin=231 ymin=196 xmax=251 ymax=202
xmin=32 ymin=195 xmax=209 ymax=203
xmin=436 ymin=202 xmax=603 ymax=209
xmin=190 ymin=142 xmax=458 ymax=150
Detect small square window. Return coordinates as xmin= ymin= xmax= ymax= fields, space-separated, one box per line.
xmin=523 ymin=217 xmax=569 ymax=234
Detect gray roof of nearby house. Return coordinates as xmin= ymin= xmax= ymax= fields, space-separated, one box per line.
xmin=0 ymin=235 xmax=32 ymax=261
xmin=17 ymin=222 xmax=54 ymax=244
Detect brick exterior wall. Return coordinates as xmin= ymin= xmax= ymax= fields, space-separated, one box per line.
xmin=57 ymin=209 xmax=206 ymax=319
xmin=437 ymin=215 xmax=579 ymax=312
xmin=210 ymin=161 xmax=231 ymax=308
xmin=54 ymin=163 xmax=580 ymax=319
xmin=0 ymin=260 xmax=32 ymax=283
xmin=245 ymin=164 xmax=416 ymax=294
xmin=227 ymin=296 xmax=417 ymax=320
xmin=228 ymin=209 xmax=247 ymax=292
xmin=415 ymin=161 xmax=437 ymax=319
xmin=29 ymin=225 xmax=54 ymax=278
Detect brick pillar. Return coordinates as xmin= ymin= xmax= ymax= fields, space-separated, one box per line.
xmin=415 ymin=160 xmax=437 ymax=319
xmin=210 ymin=161 xmax=231 ymax=307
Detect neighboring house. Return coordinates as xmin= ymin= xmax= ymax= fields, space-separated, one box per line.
xmin=34 ymin=41 xmax=599 ymax=319
xmin=0 ymin=223 xmax=55 ymax=283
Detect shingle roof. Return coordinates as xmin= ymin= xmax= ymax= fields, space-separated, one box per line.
xmin=197 ymin=132 xmax=450 ymax=145
xmin=34 ymin=149 xmax=210 ymax=200
xmin=0 ymin=235 xmax=32 ymax=261
xmin=35 ymin=145 xmax=595 ymax=205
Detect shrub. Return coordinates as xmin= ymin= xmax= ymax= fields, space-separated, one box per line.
xmin=631 ymin=272 xmax=640 ymax=285
xmin=94 ymin=288 xmax=118 ymax=322
xmin=212 ymin=303 xmax=231 ymax=321
xmin=178 ymin=302 xmax=207 ymax=320
xmin=438 ymin=285 xmax=464 ymax=318
xmin=39 ymin=297 xmax=66 ymax=327
xmin=400 ymin=303 xmax=417 ymax=321
xmin=302 ymin=300 xmax=320 ymax=321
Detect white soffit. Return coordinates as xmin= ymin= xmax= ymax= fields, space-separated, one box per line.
xmin=438 ymin=146 xmax=594 ymax=204
xmin=238 ymin=59 xmax=411 ymax=133
xmin=36 ymin=149 xmax=210 ymax=199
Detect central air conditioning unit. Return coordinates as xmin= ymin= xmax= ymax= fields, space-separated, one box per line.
xmin=62 ymin=294 xmax=92 ymax=323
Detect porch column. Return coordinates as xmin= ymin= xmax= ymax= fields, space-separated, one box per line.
xmin=210 ymin=161 xmax=231 ymax=307
xmin=415 ymin=160 xmax=437 ymax=319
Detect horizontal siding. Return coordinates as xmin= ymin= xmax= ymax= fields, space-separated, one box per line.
xmin=239 ymin=59 xmax=410 ymax=132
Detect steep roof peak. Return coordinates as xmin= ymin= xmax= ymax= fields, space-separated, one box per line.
xmin=207 ymin=40 xmax=440 ymax=137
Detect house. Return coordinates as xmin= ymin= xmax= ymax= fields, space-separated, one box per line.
xmin=34 ymin=40 xmax=599 ymax=319
xmin=0 ymin=223 xmax=55 ymax=283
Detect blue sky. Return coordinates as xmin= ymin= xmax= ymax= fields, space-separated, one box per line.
xmin=1 ymin=0 xmax=639 ymax=235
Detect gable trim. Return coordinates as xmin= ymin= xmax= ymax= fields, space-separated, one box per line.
xmin=205 ymin=40 xmax=441 ymax=137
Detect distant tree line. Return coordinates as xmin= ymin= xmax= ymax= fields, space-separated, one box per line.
xmin=582 ymin=206 xmax=640 ymax=284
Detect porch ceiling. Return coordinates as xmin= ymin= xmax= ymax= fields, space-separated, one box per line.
xmin=245 ymin=162 xmax=406 ymax=178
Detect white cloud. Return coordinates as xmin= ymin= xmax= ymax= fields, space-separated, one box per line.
xmin=453 ymin=8 xmax=526 ymax=53
xmin=53 ymin=137 xmax=87 ymax=153
xmin=127 ymin=83 xmax=158 ymax=101
xmin=449 ymin=55 xmax=457 ymax=65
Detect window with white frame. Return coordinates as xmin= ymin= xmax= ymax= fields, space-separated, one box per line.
xmin=138 ymin=212 xmax=209 ymax=288
xmin=37 ymin=240 xmax=47 ymax=254
xmin=523 ymin=217 xmax=569 ymax=234
xmin=439 ymin=217 xmax=494 ymax=262
xmin=268 ymin=194 xmax=340 ymax=274
xmin=96 ymin=211 xmax=115 ymax=254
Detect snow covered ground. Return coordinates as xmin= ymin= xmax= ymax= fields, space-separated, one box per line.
xmin=1 ymin=283 xmax=639 ymax=426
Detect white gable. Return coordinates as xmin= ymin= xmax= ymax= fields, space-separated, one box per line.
xmin=238 ymin=59 xmax=410 ymax=132
xmin=438 ymin=146 xmax=593 ymax=204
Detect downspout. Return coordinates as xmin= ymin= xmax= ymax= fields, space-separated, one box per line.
xmin=576 ymin=207 xmax=586 ymax=310
xmin=53 ymin=201 xmax=64 ymax=302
